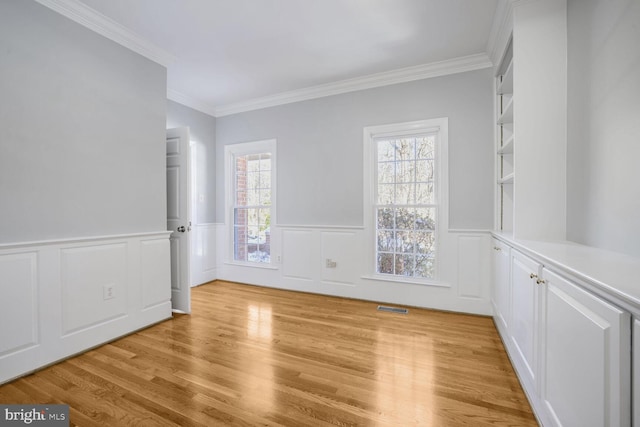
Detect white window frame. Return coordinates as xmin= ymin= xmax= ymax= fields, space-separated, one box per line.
xmin=363 ymin=118 xmax=449 ymax=285
xmin=224 ymin=139 xmax=277 ymax=268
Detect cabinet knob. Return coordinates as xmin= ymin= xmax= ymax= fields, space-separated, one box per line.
xmin=529 ymin=273 xmax=538 ymax=279
xmin=493 ymin=246 xmax=502 ymax=251
xmin=536 ymin=278 xmax=546 ymax=285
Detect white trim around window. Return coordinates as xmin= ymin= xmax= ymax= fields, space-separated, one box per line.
xmin=224 ymin=139 xmax=277 ymax=268
xmin=363 ymin=118 xmax=449 ymax=285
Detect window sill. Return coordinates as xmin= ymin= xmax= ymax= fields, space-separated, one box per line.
xmin=223 ymin=261 xmax=279 ymax=270
xmin=361 ymin=274 xmax=450 ymax=288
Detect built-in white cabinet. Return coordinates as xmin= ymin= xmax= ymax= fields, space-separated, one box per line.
xmin=541 ymin=268 xmax=630 ymax=427
xmin=510 ymin=250 xmax=541 ymax=393
xmin=491 ymin=2 xmax=636 ymax=425
xmin=491 ymin=238 xmax=511 ymax=332
xmin=494 ymin=0 xmax=568 ymax=240
xmin=490 ymin=237 xmax=634 ymax=427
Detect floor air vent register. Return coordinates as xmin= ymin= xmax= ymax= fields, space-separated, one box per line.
xmin=377 ymin=305 xmax=409 ymax=314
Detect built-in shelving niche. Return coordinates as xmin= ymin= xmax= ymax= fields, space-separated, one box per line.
xmin=496 ymin=37 xmax=514 ymax=233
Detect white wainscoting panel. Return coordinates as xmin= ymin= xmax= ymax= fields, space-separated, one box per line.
xmin=320 ymin=231 xmax=358 ymax=286
xmin=201 ymin=226 xmax=217 ymax=273
xmin=282 ymin=230 xmax=315 ymax=280
xmin=457 ymin=234 xmax=490 ymax=299
xmin=0 ymin=231 xmax=171 ymax=385
xmin=61 ymin=243 xmax=128 ymax=335
xmin=141 ymin=238 xmax=171 ymax=310
xmin=191 ymin=223 xmax=217 ymax=286
xmin=0 ymin=252 xmax=38 ymax=355
xmin=216 ymin=225 xmax=493 ymax=315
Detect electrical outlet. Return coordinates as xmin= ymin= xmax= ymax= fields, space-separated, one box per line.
xmin=276 ymin=255 xmax=281 ymax=262
xmin=325 ymin=259 xmax=337 ymax=268
xmin=103 ymin=284 xmax=114 ymax=300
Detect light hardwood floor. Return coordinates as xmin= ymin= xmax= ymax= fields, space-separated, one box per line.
xmin=0 ymin=281 xmax=537 ymax=426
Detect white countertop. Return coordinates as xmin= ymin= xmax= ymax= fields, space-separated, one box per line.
xmin=492 ymin=232 xmax=640 ymax=316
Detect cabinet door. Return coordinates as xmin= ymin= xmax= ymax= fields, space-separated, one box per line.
xmin=541 ymin=269 xmax=631 ymax=427
xmin=491 ymin=239 xmax=511 ymax=332
xmin=510 ymin=250 xmax=541 ymax=391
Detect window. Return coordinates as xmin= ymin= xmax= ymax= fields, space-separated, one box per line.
xmin=364 ymin=119 xmax=448 ymax=282
xmin=225 ymin=140 xmax=276 ymax=265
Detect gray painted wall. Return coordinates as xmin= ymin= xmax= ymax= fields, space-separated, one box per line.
xmin=167 ymin=101 xmax=216 ymax=224
xmin=216 ymin=68 xmax=494 ymax=229
xmin=567 ymin=0 xmax=640 ymax=257
xmin=0 ymin=0 xmax=167 ymax=244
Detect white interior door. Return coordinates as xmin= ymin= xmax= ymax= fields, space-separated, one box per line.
xmin=166 ymin=127 xmax=191 ymax=313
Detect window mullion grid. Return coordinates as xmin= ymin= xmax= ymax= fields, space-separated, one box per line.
xmin=371 ymin=130 xmax=439 ymax=280
xmin=411 ymin=152 xmax=417 ymax=277
xmin=392 ymin=143 xmax=398 ymax=275
xmin=374 ymin=134 xmax=437 ymax=279
xmin=232 ymin=150 xmax=273 ymax=264
xmin=374 ymin=202 xmax=396 ymax=276
xmin=256 ymin=154 xmax=263 ymax=206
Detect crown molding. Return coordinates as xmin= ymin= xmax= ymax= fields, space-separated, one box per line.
xmin=34 ymin=0 xmax=175 ymax=66
xmin=487 ymin=0 xmax=515 ymax=67
xmin=167 ymin=89 xmax=218 ymax=118
xmin=214 ymin=53 xmax=492 ymax=117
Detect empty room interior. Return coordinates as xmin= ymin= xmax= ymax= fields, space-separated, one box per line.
xmin=1 ymin=0 xmax=639 ymax=426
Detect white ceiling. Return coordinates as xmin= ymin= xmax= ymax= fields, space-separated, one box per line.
xmin=70 ymin=0 xmax=501 ymax=116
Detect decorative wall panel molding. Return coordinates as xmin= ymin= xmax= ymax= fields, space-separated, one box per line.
xmin=141 ymin=238 xmax=172 ymax=309
xmin=191 ymin=223 xmax=218 ymax=287
xmin=0 ymin=231 xmax=171 ymax=385
xmin=457 ymin=234 xmax=490 ymax=299
xmin=0 ymin=252 xmax=39 ymax=356
xmin=217 ymin=226 xmax=492 ymax=315
xmin=282 ymin=230 xmax=315 ymax=281
xmin=320 ymin=231 xmax=358 ymax=286
xmin=61 ymin=243 xmax=128 ymax=335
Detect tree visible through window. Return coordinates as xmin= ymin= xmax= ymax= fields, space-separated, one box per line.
xmin=233 ymin=153 xmax=272 ymax=263
xmin=375 ymin=134 xmax=437 ymax=278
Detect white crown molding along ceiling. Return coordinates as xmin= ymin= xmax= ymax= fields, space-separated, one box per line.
xmin=485 ymin=0 xmax=513 ymax=65
xmin=486 ymin=0 xmax=516 ymax=66
xmin=166 ymin=88 xmax=218 ymax=118
xmin=214 ymin=53 xmax=492 ymax=117
xmin=34 ymin=0 xmax=176 ymax=67
xmin=35 ymin=0 xmax=511 ymax=118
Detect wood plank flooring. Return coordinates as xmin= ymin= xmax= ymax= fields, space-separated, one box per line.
xmin=0 ymin=281 xmax=537 ymax=426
